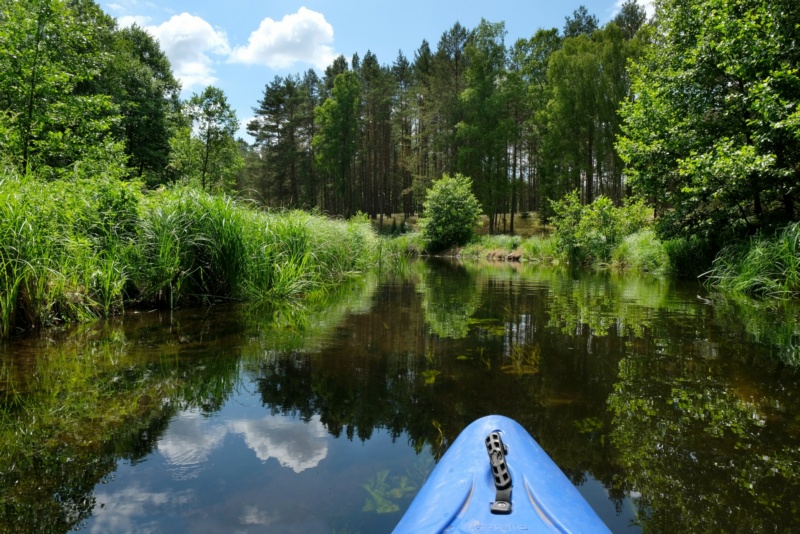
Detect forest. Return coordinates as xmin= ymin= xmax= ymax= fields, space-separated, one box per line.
xmin=1 ymin=0 xmax=799 ymax=283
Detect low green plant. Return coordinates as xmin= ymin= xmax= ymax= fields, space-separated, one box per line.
xmin=0 ymin=170 xmax=382 ymax=338
xmin=461 ymin=234 xmax=522 ymax=258
xmin=663 ymin=236 xmax=716 ymax=278
xmin=519 ymin=235 xmax=561 ymax=265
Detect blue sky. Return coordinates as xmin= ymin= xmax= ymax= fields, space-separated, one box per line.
xmin=102 ymin=1 xmax=654 ymax=138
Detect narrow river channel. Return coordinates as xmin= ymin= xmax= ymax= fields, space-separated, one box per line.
xmin=2 ymin=259 xmax=799 ymax=532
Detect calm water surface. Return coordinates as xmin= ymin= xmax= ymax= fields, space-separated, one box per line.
xmin=2 ymin=259 xmax=800 ymax=533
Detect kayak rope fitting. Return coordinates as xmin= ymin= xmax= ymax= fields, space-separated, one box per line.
xmin=485 ymin=431 xmax=513 ymax=514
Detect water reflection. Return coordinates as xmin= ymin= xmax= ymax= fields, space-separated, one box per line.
xmin=1 ymin=260 xmax=799 ymax=532
xmin=228 ymin=414 xmax=328 ymax=472
xmin=159 ymin=410 xmax=227 ymax=479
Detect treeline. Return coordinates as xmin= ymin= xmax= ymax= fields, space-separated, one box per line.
xmin=3 ymin=0 xmax=798 ymax=254
xmin=241 ymin=3 xmax=649 ymax=230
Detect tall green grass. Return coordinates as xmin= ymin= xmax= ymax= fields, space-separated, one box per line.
xmin=705 ymin=222 xmax=800 ymax=298
xmin=0 ymin=171 xmax=380 ymax=338
xmin=611 ymin=230 xmax=670 ymax=275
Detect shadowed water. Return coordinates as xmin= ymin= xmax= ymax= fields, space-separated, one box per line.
xmin=1 ymin=259 xmax=799 ymax=533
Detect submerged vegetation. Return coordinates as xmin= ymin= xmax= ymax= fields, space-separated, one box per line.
xmin=0 ymin=170 xmax=379 ymax=338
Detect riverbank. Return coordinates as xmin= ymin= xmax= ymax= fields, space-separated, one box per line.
xmin=0 ymin=172 xmax=380 ymax=338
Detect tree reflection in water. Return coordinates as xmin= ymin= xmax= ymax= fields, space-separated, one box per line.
xmin=1 ymin=261 xmax=799 ymax=532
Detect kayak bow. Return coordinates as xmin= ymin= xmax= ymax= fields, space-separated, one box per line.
xmin=393 ymin=415 xmax=611 ymax=533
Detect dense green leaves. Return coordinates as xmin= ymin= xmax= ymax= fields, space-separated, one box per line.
xmin=172 ymin=86 xmax=243 ymax=192
xmin=313 ymin=71 xmax=361 ymax=215
xmin=551 ymin=191 xmax=651 ymax=265
xmin=418 ymin=173 xmax=482 ymax=252
xmin=618 ymin=0 xmax=800 ymax=242
xmin=0 ymin=0 xmax=126 ymax=179
xmin=0 ymin=0 xmax=184 ymax=184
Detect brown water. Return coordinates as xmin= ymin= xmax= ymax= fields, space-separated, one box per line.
xmin=1 ymin=259 xmax=799 ymax=533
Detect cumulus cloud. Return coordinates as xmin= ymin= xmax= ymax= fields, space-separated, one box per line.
xmin=229 ymin=7 xmax=336 ymax=70
xmin=116 ymin=15 xmax=151 ymax=28
xmin=146 ymin=13 xmax=231 ymax=89
xmin=91 ymin=485 xmax=193 ymax=534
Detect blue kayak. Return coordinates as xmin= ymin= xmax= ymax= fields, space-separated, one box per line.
xmin=393 ymin=415 xmax=611 ymax=533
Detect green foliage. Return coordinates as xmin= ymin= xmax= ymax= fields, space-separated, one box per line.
xmin=662 ymin=236 xmax=717 ymax=278
xmin=313 ymin=71 xmax=361 ymax=215
xmin=519 ymin=234 xmax=561 ymax=265
xmin=418 ymin=173 xmax=483 ymax=253
xmin=705 ymin=222 xmax=800 ymax=298
xmin=0 ymin=0 xmax=128 ymax=179
xmin=618 ymin=0 xmax=800 ymax=242
xmin=0 ymin=169 xmax=381 ymax=338
xmin=611 ymin=230 xmax=670 ymax=275
xmin=172 ymin=86 xmax=243 ymax=192
xmin=106 ymin=24 xmax=181 ymax=185
xmin=550 ymin=191 xmax=651 ymax=266
xmin=458 ymin=20 xmax=510 ymax=230
xmin=460 ymin=234 xmax=522 ymax=258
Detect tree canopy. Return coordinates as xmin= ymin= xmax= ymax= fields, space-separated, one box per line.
xmin=618 ymin=0 xmax=800 ymax=242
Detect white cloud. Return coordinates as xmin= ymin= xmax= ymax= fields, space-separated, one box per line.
xmin=240 ymin=505 xmax=279 ymax=526
xmin=157 ymin=410 xmax=328 ymax=476
xmin=146 ymin=13 xmax=231 ymax=89
xmin=229 ymin=7 xmax=336 ymax=70
xmin=117 ymin=15 xmax=151 ymax=28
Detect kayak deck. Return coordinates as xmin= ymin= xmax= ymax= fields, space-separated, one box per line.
xmin=393 ymin=415 xmax=611 ymax=533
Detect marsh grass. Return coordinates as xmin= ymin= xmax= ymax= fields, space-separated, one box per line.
xmin=0 ymin=171 xmax=380 ymax=338
xmin=705 ymin=223 xmax=800 ymax=298
xmin=611 ymin=230 xmax=670 ymax=275
xmin=518 ymin=235 xmax=561 ymax=265
xmin=461 ymin=234 xmax=522 ymax=258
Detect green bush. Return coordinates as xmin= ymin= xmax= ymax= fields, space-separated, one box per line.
xmin=550 ymin=191 xmax=651 ymax=266
xmin=519 ymin=234 xmax=562 ymax=265
xmin=418 ymin=173 xmax=482 ymax=253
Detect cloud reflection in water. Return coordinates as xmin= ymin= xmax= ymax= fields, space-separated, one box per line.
xmin=158 ymin=410 xmax=329 ymax=477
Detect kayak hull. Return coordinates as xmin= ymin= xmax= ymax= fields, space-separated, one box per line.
xmin=393 ymin=415 xmax=611 ymax=533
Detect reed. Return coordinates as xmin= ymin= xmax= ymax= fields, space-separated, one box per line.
xmin=461 ymin=234 xmax=522 ymax=258
xmin=0 ymin=171 xmax=382 ymax=338
xmin=611 ymin=230 xmax=670 ymax=275
xmin=518 ymin=235 xmax=562 ymax=265
xmin=705 ymin=222 xmax=800 ymax=298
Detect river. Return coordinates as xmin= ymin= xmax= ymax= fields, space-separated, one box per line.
xmin=1 ymin=259 xmax=799 ymax=532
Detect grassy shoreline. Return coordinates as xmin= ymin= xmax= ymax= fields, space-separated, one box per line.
xmin=3 ymin=170 xmax=796 ymax=339
xmin=0 ymin=172 xmax=380 ymax=338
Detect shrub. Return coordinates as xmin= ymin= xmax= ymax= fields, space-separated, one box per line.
xmin=550 ymin=191 xmax=651 ymax=266
xmin=663 ymin=236 xmax=716 ymax=278
xmin=418 ymin=173 xmax=482 ymax=253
